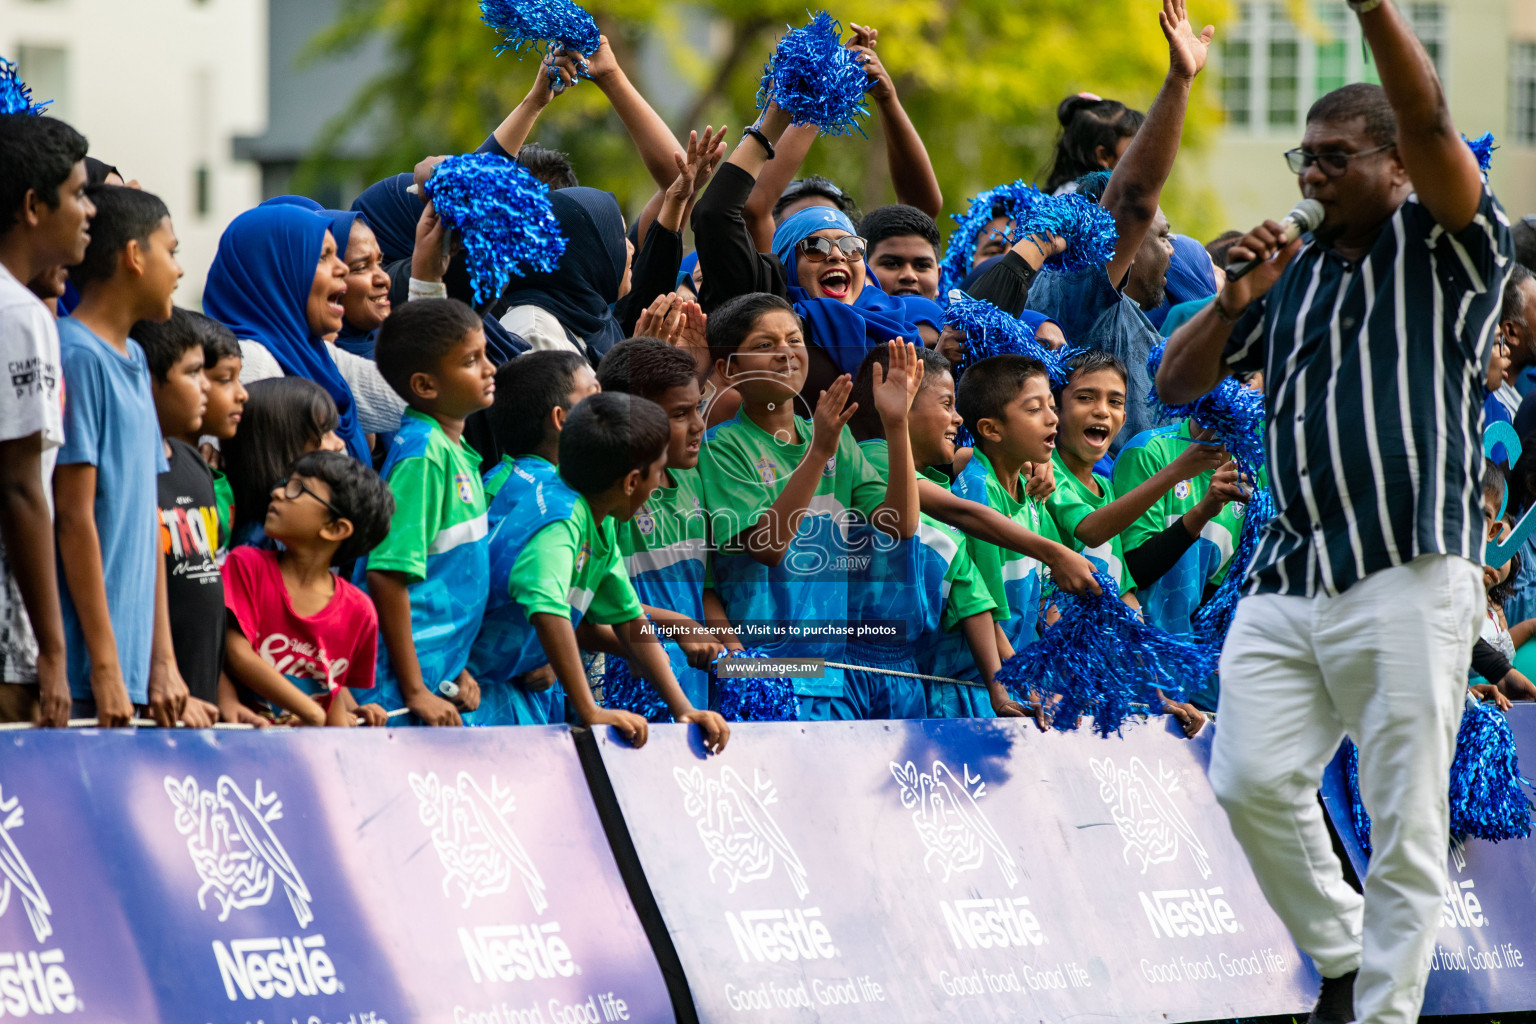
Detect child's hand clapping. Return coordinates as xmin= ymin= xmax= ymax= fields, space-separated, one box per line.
xmin=810 ymin=375 xmax=859 ymax=458
xmin=871 ymin=340 xmax=923 ymax=427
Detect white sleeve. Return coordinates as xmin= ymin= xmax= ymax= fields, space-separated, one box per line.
xmin=237 ymin=340 xmax=283 ymax=385
xmin=0 ymin=300 xmax=64 ymax=449
xmin=326 ymin=343 xmax=406 ymax=433
xmin=499 ymin=304 xmax=584 ymax=356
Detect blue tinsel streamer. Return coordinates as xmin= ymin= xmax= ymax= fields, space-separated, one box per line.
xmin=1463 ymin=132 xmax=1496 ymax=174
xmin=711 ymin=648 xmax=799 ymax=722
xmin=938 ymin=181 xmax=1118 ymax=296
xmin=1342 ymin=739 xmax=1373 ymax=857
xmin=943 ymin=293 xmax=1067 ymax=385
xmin=1190 ymin=484 xmax=1274 ymax=651
xmin=0 ymin=57 xmax=50 ymax=116
xmin=1449 ymin=699 xmax=1532 ymax=842
xmin=601 ymin=656 xmax=672 ymax=722
xmin=993 ymin=572 xmax=1209 ymax=737
xmin=425 ymin=153 xmax=567 ymax=308
xmin=1344 ymin=700 xmax=1532 ymax=855
xmin=757 ymin=12 xmax=870 ymax=137
xmin=478 ymin=0 xmax=601 ymax=58
xmin=1146 ymin=341 xmax=1267 ymax=480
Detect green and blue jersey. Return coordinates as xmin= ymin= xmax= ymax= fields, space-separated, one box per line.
xmin=698 ymin=410 xmax=885 ymax=699
xmin=484 ymin=454 xmax=558 ymax=527
xmin=358 ymin=409 xmax=489 ymax=714
xmin=1047 ymin=449 xmax=1131 ymax=593
xmin=468 ymin=474 xmax=643 ymax=725
xmin=616 ymin=465 xmax=711 ymax=712
xmin=1111 ymin=420 xmax=1257 ymax=636
xmin=952 ymin=450 xmax=1055 ymax=656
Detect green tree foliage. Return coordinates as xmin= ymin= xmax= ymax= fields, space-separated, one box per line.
xmin=309 ymin=0 xmax=1229 ymax=242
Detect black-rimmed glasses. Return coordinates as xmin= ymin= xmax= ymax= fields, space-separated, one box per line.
xmin=274 ymin=476 xmax=346 ymax=521
xmin=1284 ymin=143 xmax=1395 ymax=176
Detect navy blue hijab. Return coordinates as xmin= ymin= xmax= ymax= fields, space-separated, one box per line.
xmin=496 ymin=186 xmax=628 ymax=359
xmin=350 ymin=172 xmax=528 ymax=364
xmin=771 ymin=207 xmax=923 ymax=374
xmin=202 ymin=206 xmax=371 ymax=462
xmin=318 ymin=208 xmax=380 ymax=358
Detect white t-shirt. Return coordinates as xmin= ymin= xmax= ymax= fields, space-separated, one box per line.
xmin=0 ymin=263 xmax=65 ymax=684
xmin=237 ymin=339 xmax=406 ymax=434
xmin=499 ymin=304 xmax=590 ymax=358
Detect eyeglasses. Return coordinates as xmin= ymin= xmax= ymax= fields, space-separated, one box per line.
xmin=796 ymin=235 xmax=867 ymax=263
xmin=1284 ymin=143 xmax=1396 ymax=176
xmin=274 ymin=476 xmax=346 ymax=521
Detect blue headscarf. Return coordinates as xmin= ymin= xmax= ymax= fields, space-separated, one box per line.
xmin=771 ymin=206 xmax=923 ymax=375
xmin=318 ymin=209 xmax=380 ymax=358
xmin=260 ymin=194 xmax=324 ymax=212
xmin=349 ymin=172 xmax=529 ymax=366
xmin=497 ymin=187 xmax=628 ymax=359
xmin=1145 ymin=234 xmax=1219 ymax=330
xmin=677 ymin=250 xmax=700 ymax=290
xmin=202 ymin=206 xmax=370 ymax=462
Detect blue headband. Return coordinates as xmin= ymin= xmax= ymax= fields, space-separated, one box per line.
xmin=772 ymin=206 xmax=858 ymax=269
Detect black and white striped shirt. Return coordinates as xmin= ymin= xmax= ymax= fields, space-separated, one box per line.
xmin=1225 ymin=186 xmax=1513 ymax=597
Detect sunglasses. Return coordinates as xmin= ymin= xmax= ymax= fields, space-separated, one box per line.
xmin=274 ymin=476 xmax=346 ymax=521
xmin=1283 ymin=143 xmax=1395 ymax=176
xmin=797 ymin=235 xmax=867 ymax=263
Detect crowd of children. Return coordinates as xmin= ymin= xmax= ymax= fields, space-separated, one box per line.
xmin=1 ymin=0 xmax=1528 ymax=743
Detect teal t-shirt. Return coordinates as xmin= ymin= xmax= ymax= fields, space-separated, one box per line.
xmin=357 ymin=409 xmax=489 ymax=711
xmin=698 ymin=409 xmax=885 ymax=697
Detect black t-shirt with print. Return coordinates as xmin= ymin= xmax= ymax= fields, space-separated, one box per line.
xmin=158 ymin=439 xmax=224 ymax=703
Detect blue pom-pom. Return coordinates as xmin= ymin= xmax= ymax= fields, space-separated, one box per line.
xmin=994 ymin=572 xmax=1210 ymax=737
xmin=938 ymin=181 xmax=1118 ymax=295
xmin=1146 ymin=342 xmax=1267 ymax=479
xmin=757 ymin=12 xmax=870 ymax=137
xmin=1463 ymin=132 xmax=1496 ymax=174
xmin=600 ymin=656 xmax=672 ymax=722
xmin=1191 ymin=483 xmax=1274 ymax=645
xmin=711 ymin=649 xmax=799 ymax=722
xmin=426 ymin=152 xmax=567 ymax=308
xmin=479 ymin=0 xmax=601 ymax=58
xmin=1342 ymin=739 xmax=1374 ymax=858
xmin=0 ymin=57 xmax=50 ymax=116
xmin=942 ymin=294 xmax=1067 ymax=384
xmin=1449 ymin=698 xmax=1533 ymax=843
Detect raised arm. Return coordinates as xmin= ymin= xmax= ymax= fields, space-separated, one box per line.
xmin=484 ymin=51 xmax=582 ymax=157
xmin=1101 ymin=0 xmax=1213 ymax=289
xmin=586 ymin=36 xmax=688 ymax=192
xmin=849 ymin=24 xmax=942 ymax=218
xmin=693 ymin=103 xmax=794 ymax=311
xmin=743 ymin=125 xmax=818 ymax=253
xmin=1357 ymin=0 xmax=1482 ymax=231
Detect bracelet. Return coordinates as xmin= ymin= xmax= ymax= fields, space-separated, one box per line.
xmin=1212 ymin=296 xmax=1246 ymax=325
xmin=408 ymin=278 xmax=448 ymax=301
xmin=1346 ymin=0 xmax=1385 ymax=13
xmin=742 ymin=125 xmax=775 ymax=161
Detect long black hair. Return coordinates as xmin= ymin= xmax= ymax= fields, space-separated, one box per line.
xmin=1043 ymin=95 xmax=1144 ymax=194
xmin=223 ymin=377 xmax=340 ymax=535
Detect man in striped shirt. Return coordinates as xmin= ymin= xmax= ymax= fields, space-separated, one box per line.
xmin=1157 ymin=3 xmax=1512 ymax=1022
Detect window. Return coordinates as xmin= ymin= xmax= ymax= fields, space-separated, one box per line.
xmin=1219 ymin=2 xmax=1444 ymax=133
xmin=1513 ymin=43 xmax=1536 ymax=145
xmin=16 ymin=45 xmax=67 ymax=120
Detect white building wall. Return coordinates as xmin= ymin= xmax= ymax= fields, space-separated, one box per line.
xmin=2 ymin=0 xmax=268 ymax=307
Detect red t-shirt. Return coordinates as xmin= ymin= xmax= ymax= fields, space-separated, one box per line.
xmin=222 ymin=546 xmax=377 ymax=705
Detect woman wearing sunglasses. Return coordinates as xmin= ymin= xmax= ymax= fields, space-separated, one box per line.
xmin=691 ymin=105 xmax=948 ymax=402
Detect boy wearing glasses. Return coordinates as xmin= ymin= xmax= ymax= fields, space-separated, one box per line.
xmin=222 ymin=451 xmax=394 ymax=726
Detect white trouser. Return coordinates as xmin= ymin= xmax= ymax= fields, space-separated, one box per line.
xmin=1209 ymin=554 xmax=1483 ymax=1024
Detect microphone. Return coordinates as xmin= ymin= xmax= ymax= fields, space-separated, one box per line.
xmin=1223 ymin=199 xmax=1324 ymax=281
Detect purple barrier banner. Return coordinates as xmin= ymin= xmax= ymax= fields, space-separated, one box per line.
xmin=0 ymin=727 xmax=672 ymax=1024
xmin=586 ymin=717 xmax=1318 ymax=1024
xmin=1320 ymin=702 xmax=1536 ymax=1015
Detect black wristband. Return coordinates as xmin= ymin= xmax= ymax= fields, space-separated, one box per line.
xmin=743 ymin=125 xmax=775 ymax=161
